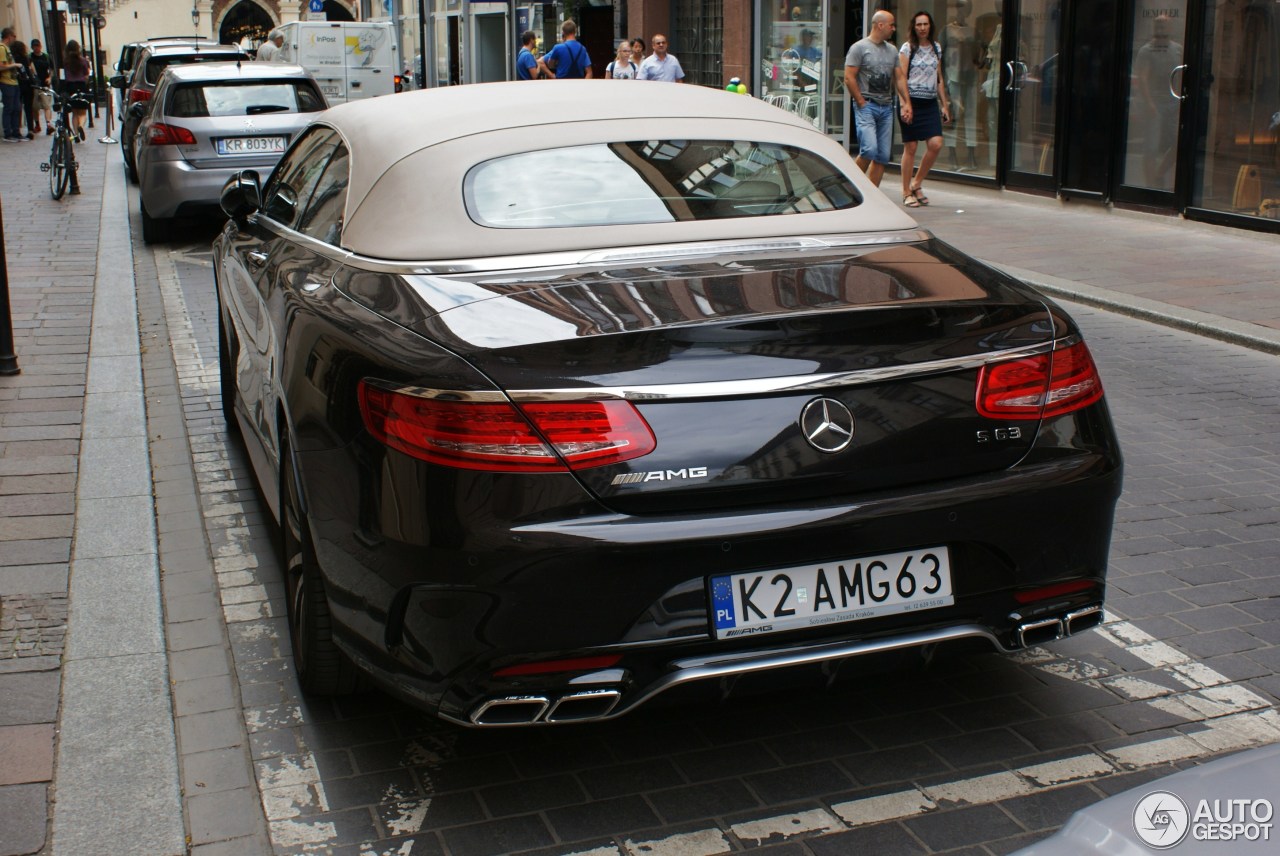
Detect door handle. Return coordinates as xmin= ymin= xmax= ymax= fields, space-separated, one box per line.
xmin=1169 ymin=64 xmax=1187 ymax=100
xmin=246 ymin=251 xmax=268 ymax=268
xmin=1005 ymin=61 xmax=1015 ymax=91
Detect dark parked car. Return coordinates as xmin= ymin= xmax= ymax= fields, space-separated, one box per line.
xmin=112 ymin=36 xmax=218 ymax=118
xmin=112 ymin=41 xmax=250 ymax=182
xmin=214 ymin=81 xmax=1122 ymax=727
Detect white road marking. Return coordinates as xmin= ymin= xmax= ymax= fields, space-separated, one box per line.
xmin=830 ymin=789 xmax=936 ymax=826
xmin=730 ymin=808 xmax=842 ymax=845
xmin=623 ymin=828 xmax=731 ymax=856
xmin=1018 ymin=754 xmax=1115 ymax=787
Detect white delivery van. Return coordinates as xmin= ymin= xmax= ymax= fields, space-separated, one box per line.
xmin=276 ymin=21 xmax=397 ymax=103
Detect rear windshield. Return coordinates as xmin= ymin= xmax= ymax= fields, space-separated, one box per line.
xmin=167 ymin=82 xmax=326 ymax=117
xmin=145 ymin=53 xmax=249 ymax=85
xmin=463 ymin=140 xmax=862 ymax=228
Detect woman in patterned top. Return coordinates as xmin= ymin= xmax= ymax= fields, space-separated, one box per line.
xmin=897 ymin=11 xmax=951 ymax=207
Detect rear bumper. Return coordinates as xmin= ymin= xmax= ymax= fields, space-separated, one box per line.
xmin=299 ymin=440 xmax=1121 ymax=724
xmin=139 ymin=155 xmax=278 ymax=218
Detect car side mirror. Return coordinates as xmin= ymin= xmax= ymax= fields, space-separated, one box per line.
xmin=128 ymin=102 xmax=147 ymax=119
xmin=110 ymin=74 xmax=126 ymax=88
xmin=221 ymin=171 xmax=263 ymax=221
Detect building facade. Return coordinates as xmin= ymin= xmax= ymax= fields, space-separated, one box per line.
xmin=77 ymin=1 xmax=1280 ymax=233
xmin=402 ymin=1 xmax=1279 ymax=234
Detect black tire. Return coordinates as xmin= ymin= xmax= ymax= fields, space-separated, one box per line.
xmin=125 ymin=155 xmax=138 ymax=185
xmin=217 ymin=308 xmax=239 ymax=430
xmin=140 ymin=199 xmax=169 ymax=244
xmin=49 ymin=134 xmax=69 ymax=200
xmin=280 ymin=438 xmax=363 ymax=695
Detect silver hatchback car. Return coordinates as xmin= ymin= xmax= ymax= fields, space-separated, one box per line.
xmin=135 ymin=61 xmax=327 ymax=243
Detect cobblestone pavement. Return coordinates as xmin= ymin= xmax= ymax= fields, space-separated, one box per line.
xmin=146 ymin=215 xmax=1280 ymax=856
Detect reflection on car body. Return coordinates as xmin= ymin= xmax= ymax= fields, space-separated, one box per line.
xmin=212 ymin=81 xmax=1122 ymax=727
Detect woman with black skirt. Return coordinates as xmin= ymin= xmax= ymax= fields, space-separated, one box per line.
xmin=897 ymin=11 xmax=951 ymax=207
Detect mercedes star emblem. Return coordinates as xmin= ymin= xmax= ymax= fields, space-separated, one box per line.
xmin=800 ymin=398 xmax=855 ymax=453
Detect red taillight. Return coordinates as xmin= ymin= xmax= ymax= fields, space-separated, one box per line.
xmin=975 ymin=341 xmax=1104 ymax=420
xmin=357 ymin=381 xmax=656 ymax=472
xmin=128 ymin=88 xmax=151 ymax=103
xmin=1014 ymin=579 xmax=1097 ymax=605
xmin=492 ymin=655 xmax=623 ymax=678
xmin=147 ymin=123 xmax=196 ymax=146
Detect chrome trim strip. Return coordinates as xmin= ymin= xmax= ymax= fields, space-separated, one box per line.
xmin=359 ymin=378 xmax=511 ymax=403
xmin=505 ymin=337 xmax=1077 ymax=402
xmin=366 ymin=336 xmax=1080 ymax=404
xmin=254 ymin=215 xmax=354 ymax=265
xmin=609 ymin=624 xmax=1010 ymax=719
xmin=332 ymin=229 xmax=932 ymax=276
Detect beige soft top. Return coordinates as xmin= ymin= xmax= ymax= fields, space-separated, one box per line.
xmin=316 ymin=81 xmax=917 ymax=261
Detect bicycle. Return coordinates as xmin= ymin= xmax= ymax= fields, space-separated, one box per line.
xmin=38 ymin=87 xmax=92 ymax=200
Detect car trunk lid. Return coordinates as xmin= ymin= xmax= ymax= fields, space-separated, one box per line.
xmin=399 ymin=240 xmax=1061 ymax=512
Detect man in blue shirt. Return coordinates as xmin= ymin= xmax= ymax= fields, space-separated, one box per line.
xmin=516 ymin=30 xmax=541 ymax=80
xmin=637 ymin=34 xmax=684 ymax=82
xmin=538 ymin=19 xmax=593 ymax=79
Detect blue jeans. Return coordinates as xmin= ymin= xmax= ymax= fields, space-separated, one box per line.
xmin=854 ymin=100 xmax=894 ymax=164
xmin=1 ymin=83 xmax=21 ymax=138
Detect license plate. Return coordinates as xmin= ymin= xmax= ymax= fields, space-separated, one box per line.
xmin=710 ymin=547 xmax=953 ymax=639
xmin=216 ymin=136 xmax=287 ymax=155
xmin=320 ymin=84 xmax=341 ymax=97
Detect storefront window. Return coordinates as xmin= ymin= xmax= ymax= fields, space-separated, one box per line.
xmin=941 ymin=0 xmax=1001 ymax=177
xmin=760 ymin=3 xmax=829 ymax=130
xmin=866 ymin=1 xmax=999 ymax=178
xmin=1121 ymin=2 xmax=1188 ymax=193
xmin=1192 ymin=1 xmax=1280 ymax=222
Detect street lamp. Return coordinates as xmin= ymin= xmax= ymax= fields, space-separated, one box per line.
xmin=191 ymin=4 xmax=200 ymax=28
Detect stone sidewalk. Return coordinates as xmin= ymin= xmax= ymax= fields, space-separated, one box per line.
xmin=1 ymin=136 xmax=1278 ymax=856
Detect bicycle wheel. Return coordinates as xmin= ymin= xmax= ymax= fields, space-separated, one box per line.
xmin=49 ymin=132 xmax=69 ymax=200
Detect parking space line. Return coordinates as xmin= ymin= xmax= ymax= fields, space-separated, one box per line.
xmin=623 ymin=828 xmax=732 ymax=856
xmin=730 ymin=808 xmax=842 ymax=845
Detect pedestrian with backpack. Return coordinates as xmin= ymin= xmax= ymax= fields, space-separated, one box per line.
xmin=605 ymin=40 xmax=638 ymax=79
xmin=898 ymin=11 xmax=951 ymax=207
xmin=538 ymin=19 xmax=593 ymax=79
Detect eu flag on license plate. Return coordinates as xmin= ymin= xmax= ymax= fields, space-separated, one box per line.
xmin=711 ymin=576 xmax=736 ymax=631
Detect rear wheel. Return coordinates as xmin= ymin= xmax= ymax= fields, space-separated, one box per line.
xmin=49 ymin=133 xmax=69 ymax=200
xmin=140 ymin=198 xmax=169 ymax=244
xmin=280 ymin=437 xmax=363 ymax=695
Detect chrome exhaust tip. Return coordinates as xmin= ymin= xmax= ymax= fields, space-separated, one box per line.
xmin=1016 ymin=617 xmax=1064 ymax=648
xmin=470 ymin=695 xmax=550 ymax=726
xmin=1065 ymin=604 xmax=1103 ymax=636
xmin=545 ymin=689 xmax=622 ymax=723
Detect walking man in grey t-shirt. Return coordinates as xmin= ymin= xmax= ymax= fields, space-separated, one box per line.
xmin=844 ymin=10 xmax=899 ymax=186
